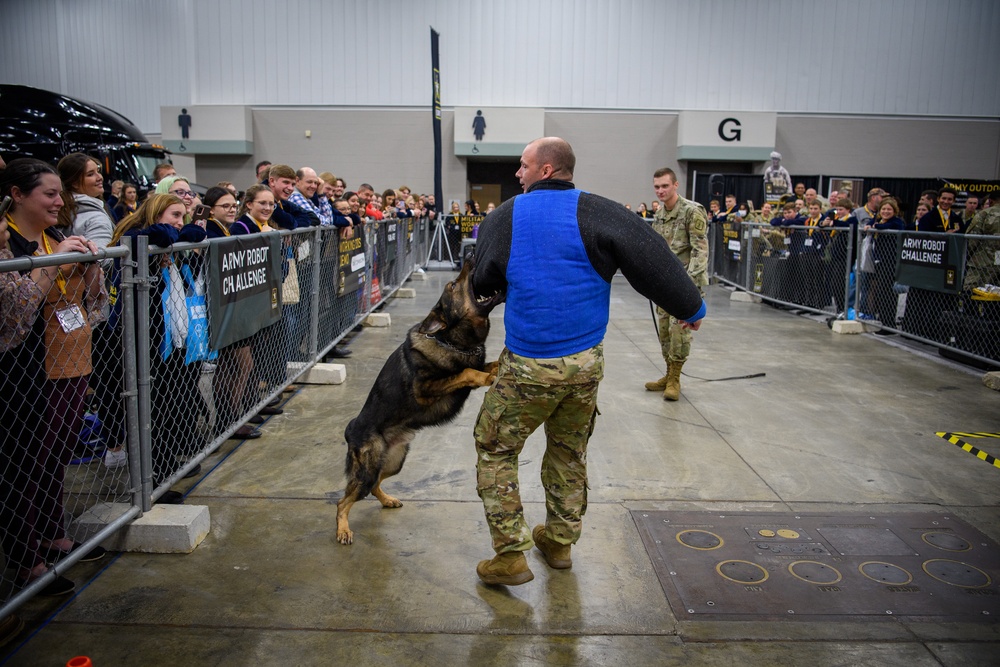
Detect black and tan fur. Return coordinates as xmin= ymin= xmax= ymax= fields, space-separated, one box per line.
xmin=336 ymin=256 xmax=502 ymax=545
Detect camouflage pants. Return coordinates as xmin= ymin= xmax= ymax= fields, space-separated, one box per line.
xmin=655 ymin=305 xmax=694 ymax=365
xmin=474 ymin=345 xmax=603 ymax=554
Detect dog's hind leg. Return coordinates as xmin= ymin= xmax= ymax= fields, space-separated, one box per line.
xmin=371 ymin=434 xmax=412 ymax=509
xmin=337 ymin=433 xmax=387 ymax=545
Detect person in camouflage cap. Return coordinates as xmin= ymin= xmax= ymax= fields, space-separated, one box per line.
xmin=471 ymin=138 xmax=706 ymax=586
xmin=645 ymin=167 xmax=709 ymax=401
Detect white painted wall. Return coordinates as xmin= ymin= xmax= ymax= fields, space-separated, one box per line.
xmin=2 ymin=0 xmax=997 ymax=134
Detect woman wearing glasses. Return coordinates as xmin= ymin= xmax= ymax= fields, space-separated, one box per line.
xmin=200 ymin=187 xmax=262 ymax=442
xmin=203 ymin=187 xmax=239 ymax=240
xmin=233 ymin=185 xmax=275 ymax=235
xmin=156 ymin=176 xmax=198 ymax=222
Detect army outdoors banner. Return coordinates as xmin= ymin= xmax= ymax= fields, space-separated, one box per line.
xmin=206 ymin=234 xmax=282 ymax=348
xmin=338 ymin=228 xmax=366 ymax=296
xmin=896 ymin=232 xmax=966 ymax=293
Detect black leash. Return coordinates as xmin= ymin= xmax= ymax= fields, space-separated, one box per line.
xmin=648 ymin=300 xmax=766 ymax=382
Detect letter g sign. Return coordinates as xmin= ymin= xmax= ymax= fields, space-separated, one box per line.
xmin=718 ymin=117 xmax=742 ymax=142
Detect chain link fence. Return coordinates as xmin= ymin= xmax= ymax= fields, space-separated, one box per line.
xmin=711 ymin=220 xmax=999 ymax=367
xmin=1 ymin=220 xmax=428 ymax=618
xmin=1 ymin=245 xmax=142 ymax=612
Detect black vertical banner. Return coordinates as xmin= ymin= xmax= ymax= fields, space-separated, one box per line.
xmin=431 ymin=28 xmax=443 ymax=216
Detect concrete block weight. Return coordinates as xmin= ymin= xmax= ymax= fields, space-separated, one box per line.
xmin=73 ymin=502 xmax=210 ymax=554
xmin=364 ymin=313 xmax=391 ymax=327
xmin=298 ymin=363 xmax=346 ymax=385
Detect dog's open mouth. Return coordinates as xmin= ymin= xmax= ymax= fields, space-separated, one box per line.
xmin=473 ymin=287 xmax=505 ymax=311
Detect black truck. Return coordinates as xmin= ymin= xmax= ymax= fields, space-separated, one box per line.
xmin=0 ymin=84 xmax=171 ymax=193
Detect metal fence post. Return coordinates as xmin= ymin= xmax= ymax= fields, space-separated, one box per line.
xmin=309 ymin=227 xmax=321 ymax=359
xmin=843 ymin=227 xmax=854 ymax=318
xmin=118 ymin=238 xmax=144 ymax=511
xmin=134 ymin=235 xmax=155 ymax=512
xmin=743 ymin=224 xmax=753 ymax=290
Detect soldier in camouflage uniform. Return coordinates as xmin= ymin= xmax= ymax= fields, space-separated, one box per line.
xmin=470 ymin=138 xmax=706 ymax=585
xmin=963 ymin=194 xmax=1000 ymax=291
xmin=645 ymin=167 xmax=709 ymax=401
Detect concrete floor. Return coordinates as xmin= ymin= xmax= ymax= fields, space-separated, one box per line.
xmin=4 ymin=273 xmax=999 ymax=666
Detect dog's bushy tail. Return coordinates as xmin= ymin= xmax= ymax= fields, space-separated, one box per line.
xmin=344 ymin=420 xmax=384 ymax=499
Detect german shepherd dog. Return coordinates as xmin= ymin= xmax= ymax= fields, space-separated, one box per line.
xmin=336 ymin=255 xmax=503 ymax=545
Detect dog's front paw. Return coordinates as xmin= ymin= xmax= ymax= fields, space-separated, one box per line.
xmin=337 ymin=528 xmax=354 ymax=545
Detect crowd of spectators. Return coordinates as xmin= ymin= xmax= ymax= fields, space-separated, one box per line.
xmin=700 ymin=183 xmax=999 ymax=330
xmin=0 ymin=152 xmax=447 ymax=619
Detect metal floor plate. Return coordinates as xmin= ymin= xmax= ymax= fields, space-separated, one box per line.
xmin=632 ymin=511 xmax=1000 ymax=620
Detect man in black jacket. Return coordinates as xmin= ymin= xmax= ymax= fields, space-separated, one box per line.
xmin=470 ymin=137 xmax=706 ymax=585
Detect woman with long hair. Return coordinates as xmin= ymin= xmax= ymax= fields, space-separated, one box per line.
xmin=865 ymin=197 xmax=906 ymax=331
xmin=0 ymin=158 xmax=107 ymax=596
xmin=55 ymin=153 xmax=126 ymax=467
xmin=56 ymin=153 xmax=113 ymax=249
xmin=382 ymin=189 xmax=399 ymax=219
xmin=112 ymin=194 xmax=208 ymax=503
xmin=112 ymin=183 xmax=138 ymax=222
xmin=233 ymin=184 xmax=276 ymax=235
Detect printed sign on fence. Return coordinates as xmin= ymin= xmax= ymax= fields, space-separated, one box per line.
xmin=207 ymin=233 xmax=283 ymax=348
xmin=338 ymin=228 xmax=366 ymax=296
xmin=385 ymin=221 xmax=398 ymax=262
xmin=457 ymin=214 xmax=483 ymax=237
xmin=896 ymin=233 xmax=966 ymax=293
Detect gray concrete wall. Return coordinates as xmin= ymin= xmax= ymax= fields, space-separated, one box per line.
xmin=194 ymin=108 xmax=468 ymax=203
xmin=190 ymin=108 xmax=1000 ymax=208
xmin=545 ymin=111 xmax=680 ymax=208
xmin=775 ymin=115 xmax=1000 ymax=180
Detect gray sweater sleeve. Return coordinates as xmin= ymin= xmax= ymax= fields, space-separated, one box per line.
xmin=576 ymin=192 xmax=703 ymax=322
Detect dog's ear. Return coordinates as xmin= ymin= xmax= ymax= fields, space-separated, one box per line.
xmin=418 ymin=313 xmax=446 ymax=334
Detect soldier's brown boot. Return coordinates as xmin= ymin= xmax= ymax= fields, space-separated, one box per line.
xmin=532 ymin=525 xmax=572 ymax=569
xmin=644 ymin=367 xmax=669 ymax=392
xmin=662 ymin=361 xmax=684 ymax=401
xmin=476 ymin=551 xmax=534 ymax=586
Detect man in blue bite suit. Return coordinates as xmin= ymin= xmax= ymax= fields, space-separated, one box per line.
xmin=470 ymin=137 xmax=707 ymax=585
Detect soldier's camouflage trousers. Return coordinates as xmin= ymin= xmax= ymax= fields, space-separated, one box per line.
xmin=474 ymin=345 xmax=603 ymax=553
xmin=656 ymin=304 xmax=694 ymax=364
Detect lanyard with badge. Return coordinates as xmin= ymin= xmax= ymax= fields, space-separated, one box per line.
xmin=7 ymin=217 xmax=86 ymax=333
xmin=939 ymin=208 xmax=952 ymax=231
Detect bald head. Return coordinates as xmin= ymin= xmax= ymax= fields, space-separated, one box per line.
xmin=516 ymin=137 xmax=576 ymax=192
xmin=296 ymin=166 xmax=320 ymax=198
xmin=533 ymin=137 xmax=575 ymax=178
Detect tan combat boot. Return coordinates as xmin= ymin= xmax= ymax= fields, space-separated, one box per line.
xmin=476 ymin=551 xmax=534 ymax=586
xmin=662 ymin=361 xmax=684 ymax=401
xmin=532 ymin=525 xmax=572 ymax=569
xmin=644 ymin=363 xmax=670 ymax=391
